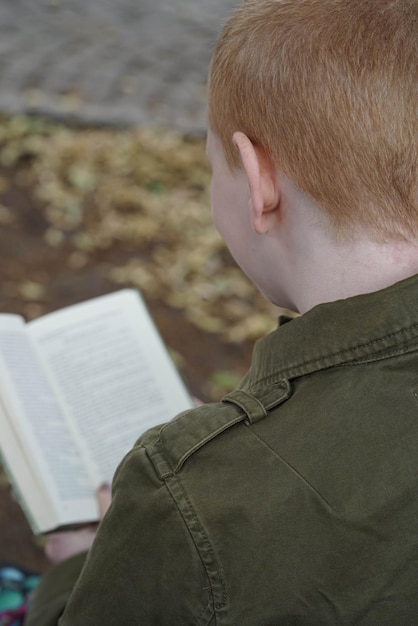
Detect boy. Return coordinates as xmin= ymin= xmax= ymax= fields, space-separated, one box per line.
xmin=27 ymin=0 xmax=418 ymax=623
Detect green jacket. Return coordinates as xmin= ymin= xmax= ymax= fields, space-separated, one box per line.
xmin=27 ymin=275 xmax=418 ymax=624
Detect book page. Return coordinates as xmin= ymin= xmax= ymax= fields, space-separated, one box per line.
xmin=0 ymin=394 xmax=57 ymax=533
xmin=28 ymin=290 xmax=192 ymax=485
xmin=0 ymin=315 xmax=97 ymax=532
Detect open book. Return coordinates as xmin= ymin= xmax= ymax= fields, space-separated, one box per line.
xmin=0 ymin=289 xmax=193 ymax=534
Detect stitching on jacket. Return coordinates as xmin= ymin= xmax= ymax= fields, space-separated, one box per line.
xmin=194 ymin=598 xmax=216 ymax=626
xmin=255 ymin=336 xmax=418 ymax=385
xmin=173 ymin=412 xmax=247 ymax=474
xmin=291 ymin=328 xmax=418 ymax=369
xmin=165 ymin=474 xmax=227 ymax=614
xmin=246 ymin=426 xmax=333 ymax=509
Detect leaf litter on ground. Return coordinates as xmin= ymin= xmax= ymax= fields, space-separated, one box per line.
xmin=0 ymin=114 xmax=291 ymax=348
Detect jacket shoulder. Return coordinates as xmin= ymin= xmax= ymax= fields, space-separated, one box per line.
xmin=139 ymin=381 xmax=292 ymax=480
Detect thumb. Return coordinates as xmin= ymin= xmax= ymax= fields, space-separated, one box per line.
xmin=97 ymin=483 xmax=112 ymax=519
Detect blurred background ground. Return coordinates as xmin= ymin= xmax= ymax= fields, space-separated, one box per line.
xmin=0 ymin=117 xmax=285 ymax=574
xmin=0 ymin=0 xmax=237 ymax=133
xmin=0 ymin=0 xmax=285 ymax=574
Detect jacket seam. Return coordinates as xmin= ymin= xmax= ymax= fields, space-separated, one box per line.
xmin=164 ymin=474 xmax=227 ymax=615
xmin=246 ymin=425 xmax=333 ymax=509
xmin=252 ymin=339 xmax=418 ymax=387
xmin=194 ymin=599 xmax=216 ymax=626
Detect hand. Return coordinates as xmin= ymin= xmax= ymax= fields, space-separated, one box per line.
xmin=44 ymin=483 xmax=111 ymax=565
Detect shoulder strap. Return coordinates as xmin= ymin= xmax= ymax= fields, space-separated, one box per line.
xmin=145 ymin=379 xmax=291 ymax=480
xmin=222 ymin=380 xmax=292 ymax=423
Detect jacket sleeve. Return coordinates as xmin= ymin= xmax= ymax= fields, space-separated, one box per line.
xmin=24 ymin=553 xmax=86 ymax=626
xmin=42 ymin=442 xmax=214 ymax=625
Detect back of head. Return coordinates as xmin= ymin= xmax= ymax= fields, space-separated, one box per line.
xmin=208 ymin=0 xmax=418 ymax=242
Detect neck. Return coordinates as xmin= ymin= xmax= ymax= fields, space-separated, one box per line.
xmin=290 ymin=233 xmax=418 ymax=315
xmin=269 ymin=183 xmax=418 ymax=314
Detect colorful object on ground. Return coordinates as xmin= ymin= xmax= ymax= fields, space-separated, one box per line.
xmin=0 ymin=566 xmax=40 ymax=626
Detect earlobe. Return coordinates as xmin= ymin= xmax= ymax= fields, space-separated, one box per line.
xmin=232 ymin=131 xmax=280 ymax=234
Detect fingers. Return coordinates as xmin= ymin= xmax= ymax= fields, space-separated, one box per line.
xmin=44 ymin=485 xmax=112 ymax=565
xmin=97 ymin=483 xmax=112 ymax=519
xmin=45 ymin=528 xmax=96 ymax=564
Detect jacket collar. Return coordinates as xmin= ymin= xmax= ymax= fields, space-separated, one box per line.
xmin=246 ymin=274 xmax=418 ymax=387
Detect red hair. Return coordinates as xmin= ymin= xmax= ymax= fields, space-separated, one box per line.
xmin=208 ymin=0 xmax=418 ymax=241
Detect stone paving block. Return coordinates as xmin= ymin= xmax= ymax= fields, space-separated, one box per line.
xmin=0 ymin=0 xmax=238 ymax=134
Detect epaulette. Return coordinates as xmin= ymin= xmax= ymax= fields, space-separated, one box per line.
xmin=144 ymin=380 xmax=292 ymax=480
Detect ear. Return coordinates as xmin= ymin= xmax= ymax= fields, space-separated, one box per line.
xmin=232 ymin=131 xmax=280 ymax=234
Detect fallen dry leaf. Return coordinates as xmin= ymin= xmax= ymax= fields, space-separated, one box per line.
xmin=0 ymin=114 xmax=288 ymax=344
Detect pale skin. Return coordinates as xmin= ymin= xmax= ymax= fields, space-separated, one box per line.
xmin=44 ymin=484 xmax=111 ymax=564
xmin=207 ymin=129 xmax=418 ymax=314
xmin=48 ymin=130 xmax=418 ymax=564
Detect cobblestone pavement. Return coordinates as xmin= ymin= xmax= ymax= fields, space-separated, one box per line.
xmin=0 ymin=0 xmax=238 ymax=134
